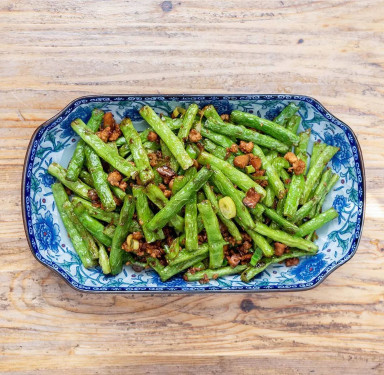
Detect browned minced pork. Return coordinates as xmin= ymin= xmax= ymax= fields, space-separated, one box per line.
xmin=103 ymin=112 xmax=116 ymax=129
xmin=156 ymin=166 xmax=176 ymax=179
xmin=227 ymin=144 xmax=239 ymax=153
xmin=64 ymin=187 xmax=72 ymax=196
xmin=290 ymin=159 xmax=306 ymax=175
xmin=109 ymin=128 xmax=121 ymax=141
xmin=285 ymin=257 xmax=300 ymax=267
xmin=227 ymin=254 xmax=241 ymax=268
xmin=96 ymin=127 xmax=111 ymax=143
xmin=199 ymin=274 xmax=210 ymax=284
xmin=193 ymin=159 xmax=200 ymax=169
xmin=119 ymin=180 xmax=128 ymax=191
xmin=233 ymin=154 xmax=250 ymax=169
xmin=238 ymin=241 xmax=252 ymax=253
xmin=257 ymin=179 xmax=268 ymax=188
xmin=253 ymin=169 xmax=265 ymax=177
xmin=284 ymin=152 xmax=298 ymax=164
xmin=163 ymin=190 xmax=172 ymax=198
xmin=220 ymin=114 xmax=230 ymax=122
xmin=274 ymin=242 xmax=287 ymax=256
xmin=239 ymin=141 xmax=254 ymax=154
xmin=147 ymin=131 xmax=158 ymax=142
xmin=158 ymin=183 xmax=167 ymax=192
xmin=132 ymin=231 xmax=143 ymax=240
xmin=108 ymin=171 xmax=123 ymax=187
xmin=113 ymin=196 xmax=122 ymax=206
xmin=242 ymin=188 xmax=261 ymax=208
xmin=87 ymin=189 xmax=99 ymax=201
xmin=141 ymin=241 xmax=164 ymax=259
xmin=189 ymin=129 xmax=202 ymax=143
xmin=148 ymin=152 xmax=158 ymax=167
xmin=198 ymin=231 xmax=207 ymax=245
xmin=168 ymin=178 xmax=175 ymax=190
xmin=249 ymin=155 xmax=262 ymax=170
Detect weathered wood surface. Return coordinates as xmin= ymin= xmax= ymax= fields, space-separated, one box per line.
xmin=1 ymin=0 xmax=383 ymax=374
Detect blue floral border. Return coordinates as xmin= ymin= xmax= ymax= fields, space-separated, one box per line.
xmin=22 ymin=94 xmax=365 ymax=293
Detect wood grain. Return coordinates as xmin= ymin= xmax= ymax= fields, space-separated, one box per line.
xmin=1 ymin=0 xmax=383 ymax=374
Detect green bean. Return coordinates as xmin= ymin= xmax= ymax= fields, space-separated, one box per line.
xmin=202 ymin=104 xmax=223 ymax=122
xmin=62 ymin=201 xmax=99 ymax=259
xmin=110 ymin=195 xmax=135 ymax=275
xmin=265 ymin=151 xmax=279 ymax=163
xmin=186 ymin=144 xmax=198 ymax=159
xmin=210 ymin=167 xmax=255 ymax=231
xmin=71 ymin=119 xmax=138 ymax=178
xmin=132 ymin=185 xmax=164 ymax=243
xmin=203 ymin=183 xmax=242 ymax=242
xmin=295 ymin=208 xmax=338 ymax=238
xmin=263 ymin=206 xmax=299 ymax=234
xmin=309 ymin=142 xmax=327 ymax=171
xmin=167 ymin=244 xmax=209 ymax=266
xmin=197 ymin=200 xmax=227 ymax=269
xmin=71 ymin=197 xmax=119 ymax=224
xmin=51 ymin=183 xmax=96 ymax=268
xmin=145 ymin=167 xmax=213 ymax=231
xmin=200 ymin=127 xmax=235 ymax=148
xmin=286 ymin=115 xmax=301 ymax=134
xmin=241 ymin=249 xmax=315 ymax=282
xmin=79 ymin=170 xmax=94 ymax=188
xmin=160 ymin=140 xmax=179 ymax=172
xmin=103 ymin=224 xmax=116 ymax=238
xmin=171 ymin=167 xmax=197 ymax=195
xmin=315 ymin=173 xmax=340 ymax=216
xmin=144 ymin=184 xmax=185 ymax=233
xmin=184 ymin=264 xmax=247 ymax=282
xmin=185 ymin=193 xmax=199 ymax=251
xmin=161 ymin=116 xmax=183 ymax=130
xmin=120 ymin=118 xmax=154 ymax=185
xmin=272 ymin=156 xmax=290 ymax=171
xmin=48 ymin=163 xmax=92 ymax=200
xmin=250 ymin=247 xmax=263 ymax=266
xmin=198 ymin=151 xmax=266 ymax=197
xmin=72 ymin=202 xmax=112 ymax=247
xmin=152 ymin=248 xmax=209 ymax=282
xmin=178 ymin=103 xmax=199 ymax=140
xmin=252 ymin=145 xmax=285 ymax=199
xmin=254 ymin=222 xmax=318 ymax=252
xmin=165 ymin=237 xmax=181 ymax=261
xmin=273 ymin=103 xmax=300 ymax=126
xmin=231 ymin=110 xmax=299 ymax=146
xmin=202 ymin=139 xmax=227 ymax=159
xmin=204 ymin=119 xmax=289 ymax=154
xmin=263 ymin=185 xmax=275 ymax=207
xmin=240 ymin=225 xmax=274 ymax=257
xmin=291 ymin=198 xmax=316 ymax=224
xmin=284 ymin=174 xmax=305 ymax=218
xmin=301 ymin=145 xmax=339 ymax=204
xmin=66 ymin=109 xmax=104 ymax=181
xmin=98 ymin=243 xmax=111 ymax=274
xmin=183 ymin=169 xmax=198 ymax=252
xmin=296 ymin=129 xmax=311 ymax=155
xmin=84 ymin=146 xmax=116 ymax=211
xmin=308 ymin=169 xmax=332 ymax=218
xmin=139 ymin=106 xmax=194 ymax=170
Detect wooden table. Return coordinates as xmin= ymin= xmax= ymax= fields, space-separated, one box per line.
xmin=1 ymin=1 xmax=383 ymax=373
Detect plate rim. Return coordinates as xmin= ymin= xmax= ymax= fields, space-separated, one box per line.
xmin=21 ymin=94 xmax=366 ymax=293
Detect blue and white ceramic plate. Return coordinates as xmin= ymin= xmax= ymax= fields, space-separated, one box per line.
xmin=22 ymin=95 xmax=365 ymax=293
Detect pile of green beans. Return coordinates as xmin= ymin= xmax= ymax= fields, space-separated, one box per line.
xmin=48 ymin=102 xmax=340 ymax=283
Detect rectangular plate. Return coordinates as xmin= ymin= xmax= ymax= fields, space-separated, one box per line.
xmin=22 ymin=95 xmax=365 ymax=293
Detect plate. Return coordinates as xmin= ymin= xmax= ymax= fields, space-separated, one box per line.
xmin=22 ymin=95 xmax=365 ymax=292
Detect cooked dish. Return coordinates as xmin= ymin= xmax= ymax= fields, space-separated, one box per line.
xmin=48 ymin=102 xmax=339 ymax=283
